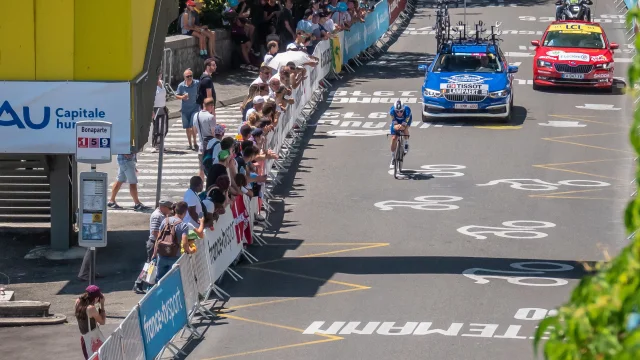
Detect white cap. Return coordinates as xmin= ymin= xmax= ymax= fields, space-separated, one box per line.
xmin=253 ymin=95 xmax=265 ymax=104
xmin=202 ymin=199 xmax=214 ymax=214
xmin=286 ymin=43 xmax=298 ymax=51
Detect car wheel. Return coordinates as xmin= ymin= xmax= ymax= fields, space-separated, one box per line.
xmin=422 ymin=114 xmax=431 ymax=123
xmin=533 ymin=83 xmax=542 ymax=91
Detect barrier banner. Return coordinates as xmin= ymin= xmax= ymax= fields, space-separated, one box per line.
xmin=0 ymin=81 xmax=131 ymax=154
xmin=387 ymin=0 xmax=407 ymax=24
xmin=315 ymin=40 xmax=333 ymax=86
xmin=331 ymin=33 xmax=343 ymax=73
xmin=231 ymin=195 xmax=252 ymax=245
xmin=342 ymin=0 xmax=390 ymax=63
xmin=138 ymin=266 xmax=188 ymax=360
xmin=205 ymin=206 xmax=242 ymax=281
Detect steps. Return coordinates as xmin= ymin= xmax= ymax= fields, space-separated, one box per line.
xmin=0 ymin=156 xmax=51 ymax=225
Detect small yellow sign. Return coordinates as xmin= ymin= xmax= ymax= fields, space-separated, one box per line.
xmin=92 ymin=213 xmax=102 ymax=223
xmin=548 ymin=23 xmax=602 ymax=33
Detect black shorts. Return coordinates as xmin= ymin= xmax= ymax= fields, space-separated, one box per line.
xmin=185 ymin=30 xmax=194 ymax=36
xmin=232 ymin=32 xmax=250 ymax=45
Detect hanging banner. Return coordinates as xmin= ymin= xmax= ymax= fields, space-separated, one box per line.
xmin=331 ymin=33 xmax=343 ymax=74
xmin=231 ymin=195 xmax=252 ymax=245
xmin=387 ymin=0 xmax=407 ymax=24
xmin=137 ymin=266 xmax=188 ymax=360
xmin=0 ymin=81 xmax=131 ymax=154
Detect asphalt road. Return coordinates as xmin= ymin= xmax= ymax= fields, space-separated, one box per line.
xmin=186 ymin=1 xmax=636 ymax=359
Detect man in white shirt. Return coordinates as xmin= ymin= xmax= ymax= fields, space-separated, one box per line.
xmin=183 ymin=176 xmax=204 ymax=228
xmin=152 ymin=76 xmax=168 ymax=152
xmin=193 ymin=97 xmax=216 ymax=181
xmin=251 ymin=65 xmax=274 ymax=86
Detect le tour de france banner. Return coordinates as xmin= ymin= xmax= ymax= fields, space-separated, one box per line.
xmin=138 ymin=266 xmax=188 ymax=360
xmin=0 ymin=81 xmax=131 ymax=154
xmin=342 ymin=0 xmax=390 ymax=62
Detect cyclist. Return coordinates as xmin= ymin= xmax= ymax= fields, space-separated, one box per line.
xmin=389 ymin=99 xmax=412 ymax=168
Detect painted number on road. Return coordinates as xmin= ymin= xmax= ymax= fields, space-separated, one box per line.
xmin=476 ymin=179 xmax=610 ymax=191
xmin=457 ymin=221 xmax=556 ymax=240
xmin=514 ymin=308 xmax=558 ymax=321
xmin=387 ymin=164 xmax=466 ymax=177
xmin=374 ymin=196 xmax=463 ymax=211
xmin=463 ymin=262 xmax=574 ymax=287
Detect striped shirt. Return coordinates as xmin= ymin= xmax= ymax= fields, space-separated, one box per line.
xmin=149 ymin=208 xmax=165 ymax=242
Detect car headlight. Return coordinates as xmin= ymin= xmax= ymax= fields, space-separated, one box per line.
xmin=489 ymin=90 xmax=509 ymax=98
xmin=595 ymin=62 xmax=613 ymax=70
xmin=537 ymin=60 xmax=552 ymax=68
xmin=423 ymin=88 xmax=442 ymax=98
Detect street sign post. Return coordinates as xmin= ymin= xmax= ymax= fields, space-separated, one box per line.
xmin=76 ymin=120 xmax=113 ymax=285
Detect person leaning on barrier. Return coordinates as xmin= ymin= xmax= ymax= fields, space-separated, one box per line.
xmin=152 ymin=201 xmax=204 ymax=283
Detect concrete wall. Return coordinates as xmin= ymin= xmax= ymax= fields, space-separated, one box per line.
xmin=164 ymin=29 xmax=234 ymax=87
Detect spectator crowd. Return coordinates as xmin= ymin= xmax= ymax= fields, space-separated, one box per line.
xmin=130 ymin=0 xmax=380 ymax=291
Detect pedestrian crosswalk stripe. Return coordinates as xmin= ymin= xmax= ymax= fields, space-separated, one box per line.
xmin=137 ymin=175 xmax=194 ymax=180
xmin=137 ymin=168 xmax=197 ymax=174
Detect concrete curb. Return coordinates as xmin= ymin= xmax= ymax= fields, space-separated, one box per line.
xmin=167 ymin=94 xmax=246 ymax=120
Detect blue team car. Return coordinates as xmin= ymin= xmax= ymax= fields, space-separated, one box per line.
xmin=418 ymin=42 xmax=518 ymax=122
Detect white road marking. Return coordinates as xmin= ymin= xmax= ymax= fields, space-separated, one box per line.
xmin=575 ymin=104 xmax=620 ymax=110
xmin=538 ymin=121 xmax=586 ymax=127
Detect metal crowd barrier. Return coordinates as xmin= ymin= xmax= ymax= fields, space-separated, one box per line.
xmin=88 ymin=6 xmax=413 ymax=359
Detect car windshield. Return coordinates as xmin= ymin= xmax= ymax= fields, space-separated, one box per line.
xmin=543 ymin=30 xmax=605 ymax=49
xmin=433 ymin=53 xmax=502 ymax=73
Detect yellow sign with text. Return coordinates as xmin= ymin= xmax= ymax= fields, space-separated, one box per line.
xmin=548 ymin=23 xmax=602 ymax=33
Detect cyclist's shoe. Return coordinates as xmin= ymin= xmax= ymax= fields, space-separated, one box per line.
xmin=404 ymin=142 xmax=409 ymax=154
xmin=390 ymin=158 xmax=395 ymax=168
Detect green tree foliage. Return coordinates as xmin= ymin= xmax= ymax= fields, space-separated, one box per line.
xmin=533 ymin=9 xmax=640 ymax=360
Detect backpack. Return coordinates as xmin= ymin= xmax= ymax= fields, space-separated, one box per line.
xmin=196 ymin=74 xmax=212 ymax=106
xmin=156 ymin=217 xmax=182 ymax=257
xmin=202 ymin=139 xmax=220 ymax=175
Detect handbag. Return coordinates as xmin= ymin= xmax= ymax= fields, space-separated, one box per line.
xmin=144 ymin=261 xmax=158 ymax=285
xmin=82 ymin=309 xmax=106 ymax=359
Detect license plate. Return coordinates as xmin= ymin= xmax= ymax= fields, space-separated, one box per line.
xmin=454 ymin=104 xmax=478 ymax=109
xmin=561 ymin=73 xmax=585 ymax=79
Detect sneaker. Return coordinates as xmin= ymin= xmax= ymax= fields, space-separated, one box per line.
xmin=389 ymin=158 xmax=395 ymax=168
xmin=187 ymin=145 xmax=193 ymax=150
xmin=107 ymin=202 xmax=122 ymax=209
xmin=194 ymin=144 xmax=199 ymax=152
xmin=134 ymin=203 xmax=150 ymax=211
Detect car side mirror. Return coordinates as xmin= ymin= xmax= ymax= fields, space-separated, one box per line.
xmin=508 ymin=65 xmax=519 ymax=74
xmin=531 ymin=40 xmax=540 ymax=47
xmin=418 ymin=64 xmax=427 ymax=71
xmin=610 ymin=42 xmax=619 ymax=50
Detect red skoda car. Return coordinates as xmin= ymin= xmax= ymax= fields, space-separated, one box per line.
xmin=531 ymin=21 xmax=619 ymax=92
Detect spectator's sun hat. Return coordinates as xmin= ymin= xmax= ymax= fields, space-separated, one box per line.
xmin=218 ymin=150 xmax=231 ymax=162
xmin=86 ymin=285 xmax=103 ymax=301
xmin=158 ymin=199 xmax=173 ymax=208
xmin=214 ymin=124 xmax=226 ymax=136
xmin=253 ymin=95 xmax=265 ymax=104
xmin=202 ymin=199 xmax=215 ymax=214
